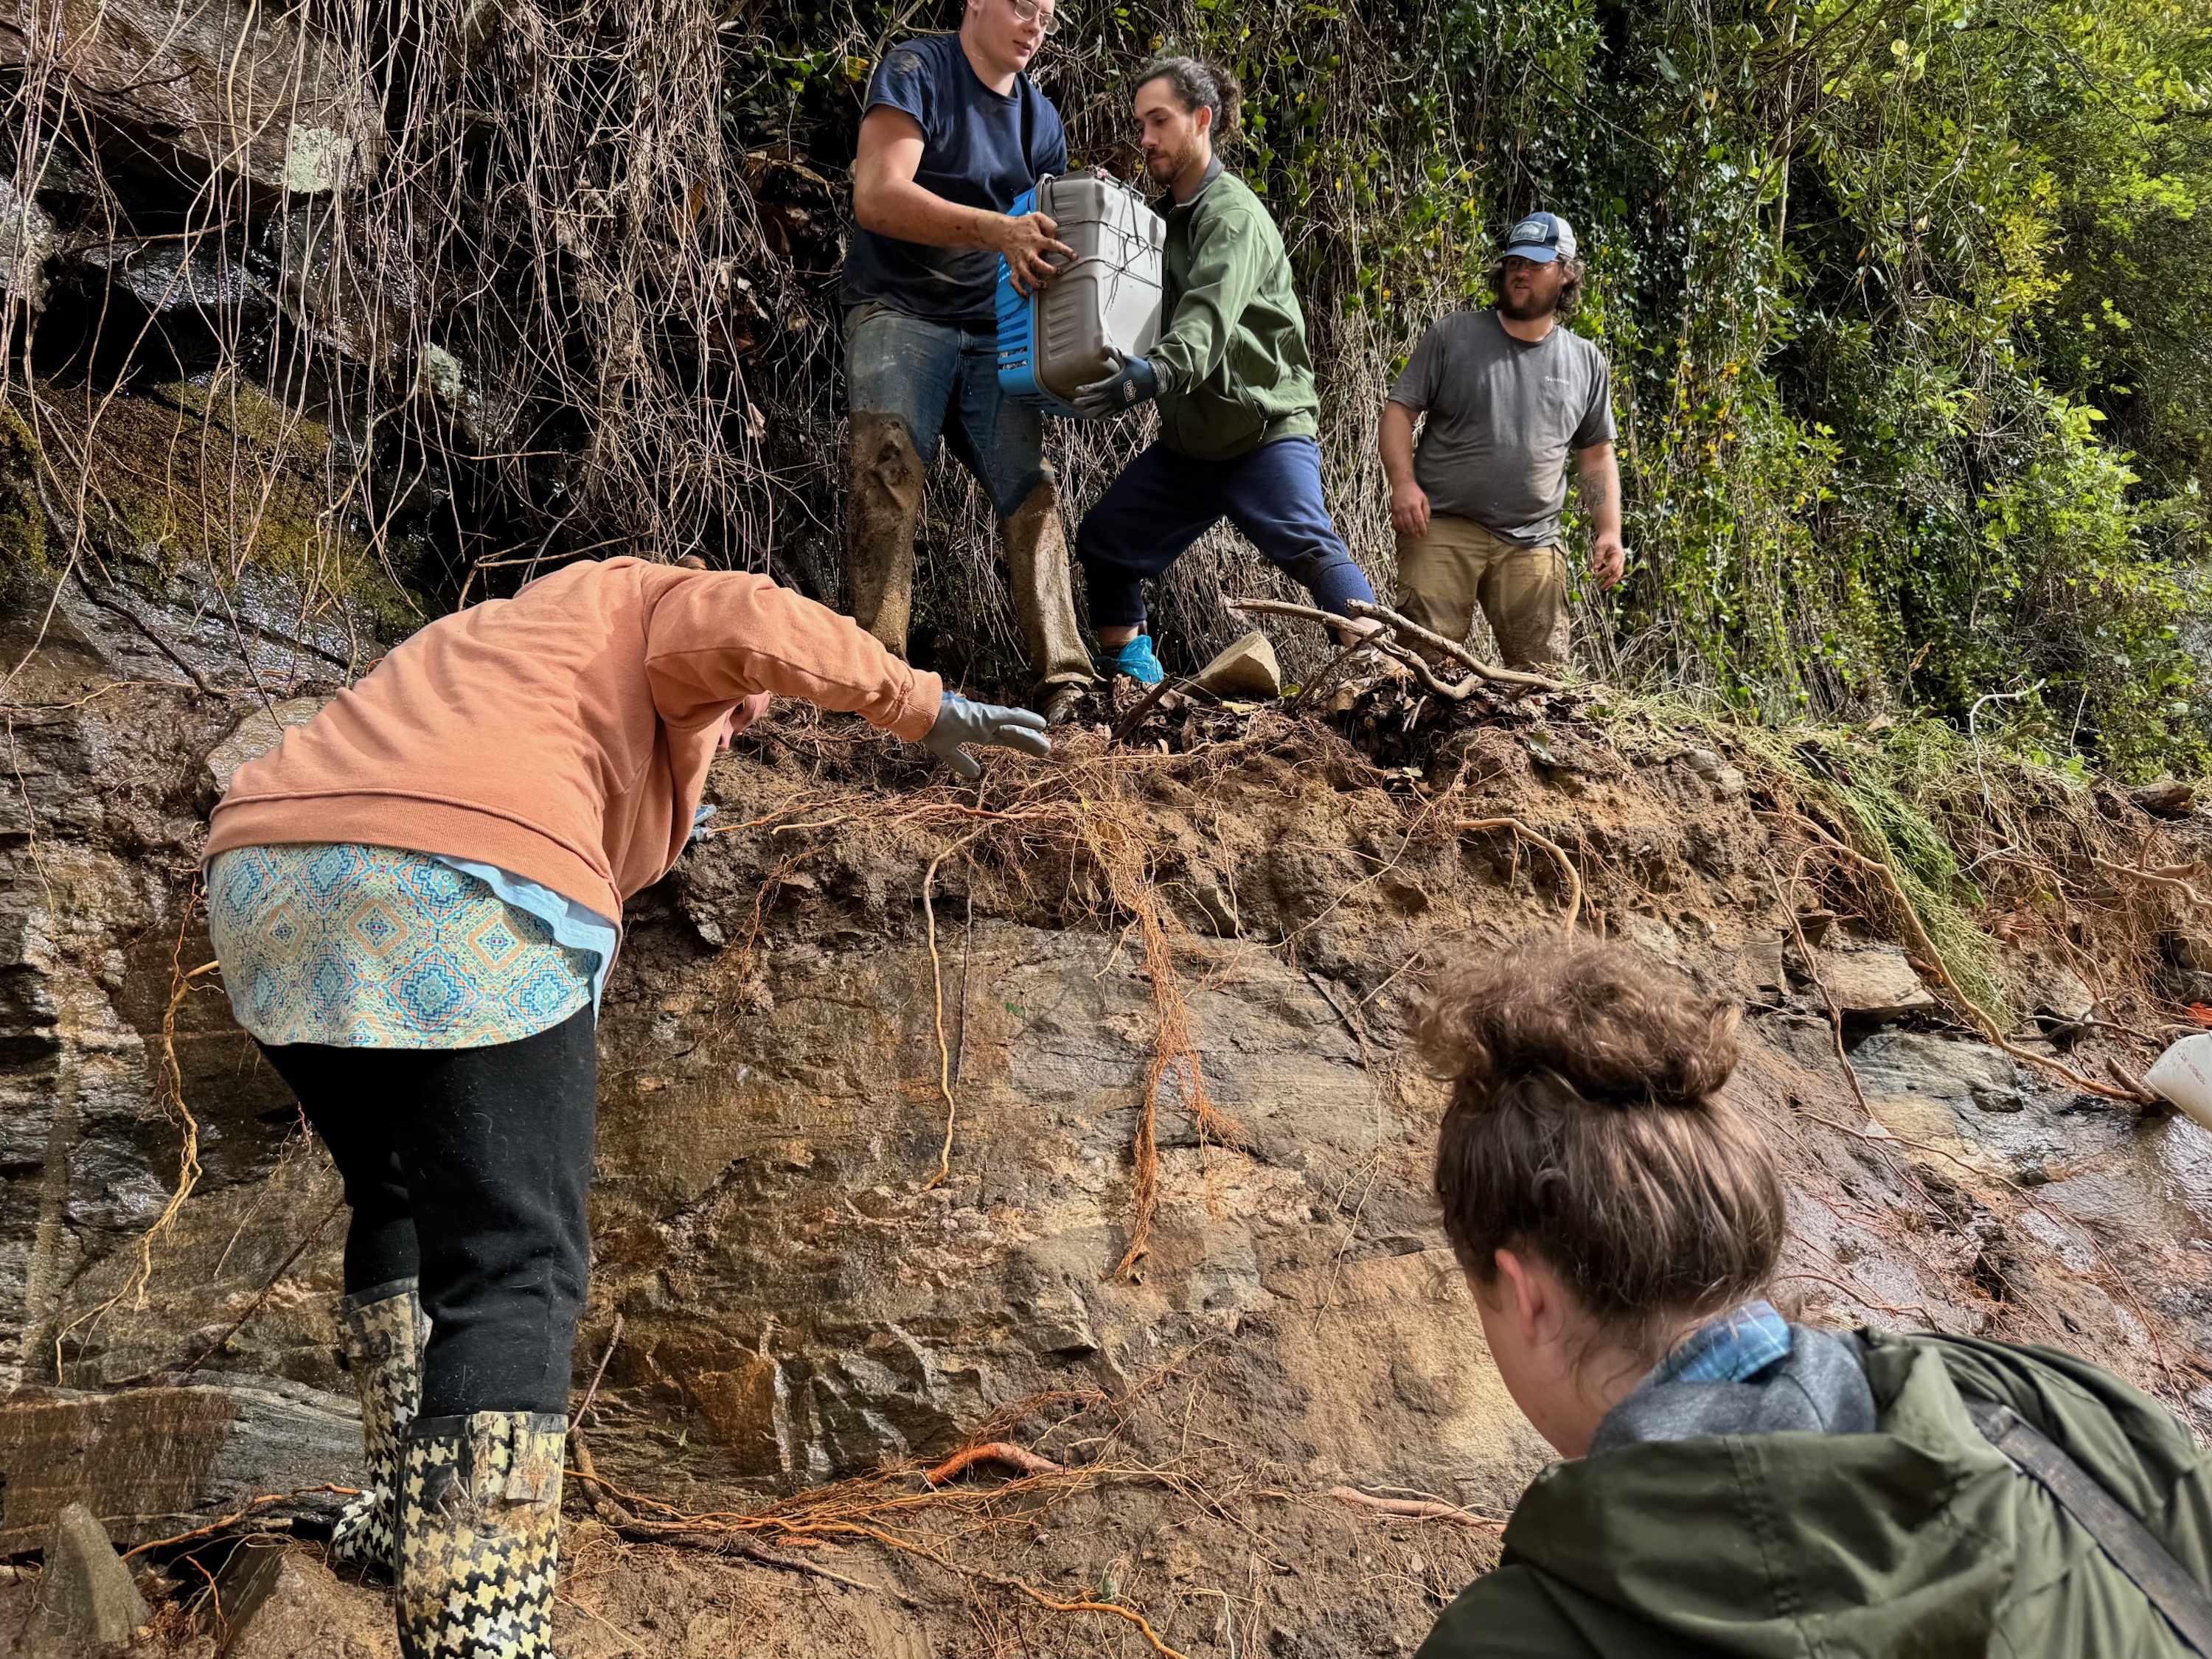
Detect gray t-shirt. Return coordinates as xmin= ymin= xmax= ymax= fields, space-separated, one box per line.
xmin=1388 ymin=310 xmax=1616 ymax=546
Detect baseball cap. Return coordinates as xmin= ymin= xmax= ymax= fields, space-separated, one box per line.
xmin=1502 ymin=212 xmax=1577 ymax=264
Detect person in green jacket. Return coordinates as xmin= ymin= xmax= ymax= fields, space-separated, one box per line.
xmin=1071 ymin=58 xmax=1377 ymax=686
xmin=1413 ymin=938 xmax=2212 ymax=1658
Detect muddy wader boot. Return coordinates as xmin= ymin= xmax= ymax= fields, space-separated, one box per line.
xmin=332 ymin=1278 xmax=431 ymax=1573
xmin=846 ymin=411 xmax=926 ymax=660
xmin=1001 ymin=481 xmax=1096 ymax=726
xmin=397 ymin=1411 xmax=566 ymax=1658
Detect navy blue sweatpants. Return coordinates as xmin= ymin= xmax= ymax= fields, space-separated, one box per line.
xmin=1076 ymin=435 xmax=1375 ymax=630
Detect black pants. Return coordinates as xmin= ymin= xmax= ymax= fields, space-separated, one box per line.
xmin=260 ymin=1006 xmax=597 ymax=1418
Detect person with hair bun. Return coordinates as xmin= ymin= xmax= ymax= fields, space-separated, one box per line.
xmin=1414 ymin=939 xmax=2212 ymax=1658
xmin=1070 ymin=55 xmax=1378 ymax=686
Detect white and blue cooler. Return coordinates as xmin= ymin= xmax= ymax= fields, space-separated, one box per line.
xmin=995 ymin=170 xmax=1165 ymax=418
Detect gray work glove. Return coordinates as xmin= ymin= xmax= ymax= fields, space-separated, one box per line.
xmin=1073 ymin=352 xmax=1159 ymax=420
xmin=925 ymin=692 xmax=1051 ymax=780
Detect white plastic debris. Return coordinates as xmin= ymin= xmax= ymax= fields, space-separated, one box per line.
xmin=2146 ymin=1033 xmax=2212 ymax=1130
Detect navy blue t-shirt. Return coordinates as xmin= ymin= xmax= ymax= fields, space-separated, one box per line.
xmin=843 ymin=32 xmax=1067 ymax=329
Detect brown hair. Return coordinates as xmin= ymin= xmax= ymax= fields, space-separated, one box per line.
xmin=1419 ymin=940 xmax=1784 ymax=1360
xmin=1135 ymin=56 xmax=1242 ymax=147
xmin=1488 ymin=254 xmax=1585 ymax=322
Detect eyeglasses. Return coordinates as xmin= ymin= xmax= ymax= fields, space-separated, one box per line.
xmin=1009 ymin=0 xmax=1054 ymax=32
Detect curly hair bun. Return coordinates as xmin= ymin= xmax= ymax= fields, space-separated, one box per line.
xmin=1414 ymin=939 xmax=1739 ymax=1109
xmin=1420 ymin=939 xmax=1781 ymax=1352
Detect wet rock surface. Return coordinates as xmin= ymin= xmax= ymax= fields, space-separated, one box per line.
xmin=4 ymin=568 xmax=2211 ymax=1654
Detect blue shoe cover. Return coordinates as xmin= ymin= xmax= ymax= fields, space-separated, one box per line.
xmin=1105 ymin=636 xmax=1165 ymax=686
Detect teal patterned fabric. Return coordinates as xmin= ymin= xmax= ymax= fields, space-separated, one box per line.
xmin=207 ymin=844 xmax=599 ymax=1048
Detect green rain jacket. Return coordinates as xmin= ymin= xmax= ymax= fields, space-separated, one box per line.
xmin=1418 ymin=1331 xmax=2212 ymax=1658
xmin=1150 ymin=162 xmax=1321 ymax=462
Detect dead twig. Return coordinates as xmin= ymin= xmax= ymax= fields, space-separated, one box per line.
xmin=1112 ymin=674 xmax=1196 ymax=741
xmin=574 ymin=1312 xmax=625 ymax=1426
xmin=122 ymin=1487 xmax=359 ymax=1558
xmin=1346 ymin=599 xmax=1568 ymax=691
xmin=1325 ymin=1486 xmax=1505 ymax=1531
xmin=175 ymin=1193 xmax=347 ymax=1376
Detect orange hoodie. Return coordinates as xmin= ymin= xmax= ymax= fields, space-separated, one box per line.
xmin=206 ymin=558 xmax=942 ymax=923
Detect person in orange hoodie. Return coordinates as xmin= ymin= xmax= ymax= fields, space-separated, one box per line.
xmin=203 ymin=557 xmax=1046 ymax=1659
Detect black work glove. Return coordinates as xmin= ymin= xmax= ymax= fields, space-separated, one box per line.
xmin=924 ymin=693 xmax=1051 ymax=780
xmin=1073 ymin=353 xmax=1159 ymax=420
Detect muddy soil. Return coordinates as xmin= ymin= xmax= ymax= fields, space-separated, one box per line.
xmin=5 ymin=573 xmax=2212 ymax=1658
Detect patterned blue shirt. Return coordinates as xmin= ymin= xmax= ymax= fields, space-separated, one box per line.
xmin=207 ymin=844 xmax=616 ymax=1049
xmin=1648 ymin=1300 xmax=1794 ymax=1387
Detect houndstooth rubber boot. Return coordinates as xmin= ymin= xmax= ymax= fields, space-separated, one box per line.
xmin=332 ymin=1279 xmax=431 ymax=1573
xmin=396 ymin=1411 xmax=566 ymax=1658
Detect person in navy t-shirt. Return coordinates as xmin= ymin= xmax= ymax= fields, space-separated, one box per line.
xmin=843 ymin=0 xmax=1093 ymax=723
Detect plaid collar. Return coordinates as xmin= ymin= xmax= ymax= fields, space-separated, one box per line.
xmin=1648 ymin=1300 xmax=1792 ymax=1387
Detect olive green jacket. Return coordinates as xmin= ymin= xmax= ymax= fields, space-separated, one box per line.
xmin=1418 ymin=1332 xmax=2212 ymax=1658
xmin=1150 ymin=165 xmax=1320 ymax=462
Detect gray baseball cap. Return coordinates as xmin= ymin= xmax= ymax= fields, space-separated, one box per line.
xmin=1502 ymin=212 xmax=1577 ymax=263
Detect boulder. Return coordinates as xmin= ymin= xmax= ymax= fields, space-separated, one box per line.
xmin=212 ymin=1538 xmax=396 ymax=1658
xmin=1815 ymin=947 xmax=1936 ymax=1022
xmin=0 ymin=0 xmax=383 ymax=194
xmin=24 ymin=1503 xmax=147 ymax=1649
xmin=0 ymin=1382 xmax=359 ymax=1554
xmin=1192 ymin=630 xmax=1281 ymax=701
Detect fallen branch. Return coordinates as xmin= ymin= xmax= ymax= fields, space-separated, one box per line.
xmin=1457 ymin=818 xmax=1582 ymax=940
xmin=925 ymin=1441 xmax=1065 ymax=1486
xmin=1225 ymin=597 xmax=1503 ymax=702
xmin=1346 ymin=599 xmax=1568 ymax=692
xmin=1326 ymin=1486 xmax=1504 ymax=1531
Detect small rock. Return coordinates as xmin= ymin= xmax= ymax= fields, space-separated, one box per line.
xmin=1192 ymin=631 xmax=1281 ymax=701
xmin=203 ymin=697 xmax=335 ymax=796
xmin=213 ymin=1537 xmax=397 ymax=1658
xmin=2167 ymin=932 xmax=2212 ymax=974
xmin=1680 ymin=746 xmax=1746 ymax=799
xmin=27 ymin=1503 xmax=148 ymax=1648
xmin=1740 ymin=935 xmax=1786 ymax=994
xmin=1816 ymin=947 xmax=1936 ymax=1022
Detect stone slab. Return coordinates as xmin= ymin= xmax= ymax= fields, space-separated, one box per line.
xmin=0 ymin=1382 xmax=359 ymax=1554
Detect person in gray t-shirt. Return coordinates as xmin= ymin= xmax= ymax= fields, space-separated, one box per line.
xmin=1380 ymin=212 xmax=1625 ymax=670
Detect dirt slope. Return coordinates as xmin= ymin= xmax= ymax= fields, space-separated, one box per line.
xmin=4 ymin=571 xmax=2212 ymax=1657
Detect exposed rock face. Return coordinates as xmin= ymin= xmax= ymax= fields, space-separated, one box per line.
xmin=5 ymin=568 xmax=2212 ymax=1655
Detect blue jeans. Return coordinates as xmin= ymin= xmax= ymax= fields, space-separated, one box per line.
xmin=1076 ymin=437 xmax=1375 ymax=629
xmin=844 ymin=301 xmax=1048 ymax=516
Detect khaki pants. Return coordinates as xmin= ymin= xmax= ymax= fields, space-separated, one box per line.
xmin=1393 ymin=514 xmax=1568 ymax=671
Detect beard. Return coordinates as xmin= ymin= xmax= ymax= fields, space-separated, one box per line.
xmin=1497 ymin=278 xmax=1562 ymax=321
xmin=1144 ymin=139 xmax=1197 ymax=187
